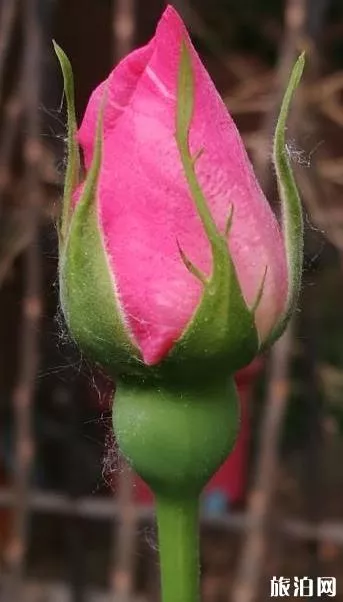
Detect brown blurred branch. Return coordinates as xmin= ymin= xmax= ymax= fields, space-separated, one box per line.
xmin=231 ymin=1 xmax=309 ymax=600
xmin=222 ymin=7 xmax=343 ymax=251
xmin=0 ymin=0 xmax=18 ymax=105
xmin=113 ymin=0 xmax=135 ymax=62
xmin=0 ymin=487 xmax=342 ymax=545
xmin=1 ymin=0 xmax=43 ymax=598
xmin=0 ymin=204 xmax=31 ymax=288
xmin=252 ymin=0 xmax=308 ymax=190
xmin=110 ymin=463 xmax=138 ymax=602
xmin=0 ymin=88 xmax=23 ymax=212
xmin=232 ymin=327 xmax=294 ymax=602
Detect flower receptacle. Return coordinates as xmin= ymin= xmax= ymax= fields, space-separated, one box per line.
xmin=113 ymin=374 xmax=239 ymax=497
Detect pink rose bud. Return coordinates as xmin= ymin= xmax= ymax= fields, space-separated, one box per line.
xmin=55 ymin=6 xmax=304 ymax=379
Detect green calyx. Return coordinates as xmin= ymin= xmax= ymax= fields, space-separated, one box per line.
xmin=267 ymin=53 xmax=305 ymax=344
xmin=53 ymin=42 xmax=80 ymax=245
xmin=159 ymin=41 xmax=259 ymax=380
xmin=54 ymin=44 xmax=142 ymax=375
xmin=54 ymin=41 xmax=257 ymax=383
xmin=168 ymin=42 xmax=305 ymax=365
xmin=55 ymin=39 xmax=304 ymax=382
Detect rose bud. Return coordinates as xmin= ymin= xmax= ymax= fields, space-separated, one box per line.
xmin=55 ymin=8 xmax=304 ymax=601
xmin=55 ymin=6 xmax=304 ymax=382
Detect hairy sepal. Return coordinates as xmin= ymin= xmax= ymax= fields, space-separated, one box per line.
xmin=160 ymin=41 xmax=259 ymax=381
xmin=59 ymin=80 xmax=142 ymax=376
xmin=265 ymin=53 xmax=305 ymax=345
xmin=53 ymin=42 xmax=80 ymax=245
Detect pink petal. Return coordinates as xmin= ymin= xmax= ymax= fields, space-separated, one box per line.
xmin=78 ymin=5 xmax=288 ymax=365
xmin=78 ymin=41 xmax=154 ymax=170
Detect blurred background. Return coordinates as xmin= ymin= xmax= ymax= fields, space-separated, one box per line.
xmin=1 ymin=0 xmax=343 ymax=600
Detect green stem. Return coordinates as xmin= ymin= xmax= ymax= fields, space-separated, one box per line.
xmin=156 ymin=495 xmax=200 ymax=602
xmin=113 ymin=376 xmax=239 ymax=602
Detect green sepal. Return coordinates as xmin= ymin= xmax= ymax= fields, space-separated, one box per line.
xmin=265 ymin=53 xmax=305 ymax=345
xmin=157 ymin=41 xmax=258 ymax=381
xmin=53 ymin=42 xmax=81 ymax=245
xmin=59 ymin=74 xmax=142 ymax=376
